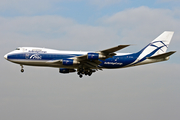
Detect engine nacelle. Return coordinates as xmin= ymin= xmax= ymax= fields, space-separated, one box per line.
xmin=87 ymin=53 xmax=106 ymax=60
xmin=61 ymin=59 xmax=79 ymax=65
xmin=59 ymin=68 xmax=76 ymax=73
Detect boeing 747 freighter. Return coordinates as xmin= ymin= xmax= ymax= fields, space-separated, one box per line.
xmin=4 ymin=31 xmax=176 ymax=78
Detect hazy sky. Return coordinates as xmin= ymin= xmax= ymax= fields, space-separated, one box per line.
xmin=0 ymin=0 xmax=180 ymax=120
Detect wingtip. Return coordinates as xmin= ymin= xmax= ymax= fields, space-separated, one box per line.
xmin=170 ymin=51 xmax=176 ymax=53
xmin=118 ymin=44 xmax=131 ymax=47
xmin=164 ymin=31 xmax=174 ymax=34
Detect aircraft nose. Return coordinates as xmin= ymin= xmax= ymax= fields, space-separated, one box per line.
xmin=4 ymin=54 xmax=8 ymax=60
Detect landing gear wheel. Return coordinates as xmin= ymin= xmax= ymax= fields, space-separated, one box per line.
xmin=21 ymin=69 xmax=24 ymax=73
xmin=85 ymin=71 xmax=88 ymax=75
xmin=79 ymin=74 xmax=83 ymax=78
xmin=88 ymin=72 xmax=92 ymax=76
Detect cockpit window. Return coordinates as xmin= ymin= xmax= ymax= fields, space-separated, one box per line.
xmin=15 ymin=48 xmax=20 ymax=50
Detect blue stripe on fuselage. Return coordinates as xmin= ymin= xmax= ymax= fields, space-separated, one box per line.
xmin=100 ymin=53 xmax=139 ymax=68
xmin=8 ymin=52 xmax=140 ymax=68
xmin=7 ymin=53 xmax=83 ymax=61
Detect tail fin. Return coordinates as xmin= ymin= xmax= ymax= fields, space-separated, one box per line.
xmin=151 ymin=31 xmax=174 ymax=54
xmin=138 ymin=31 xmax=174 ymax=59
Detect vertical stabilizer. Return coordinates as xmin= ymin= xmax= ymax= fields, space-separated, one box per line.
xmin=138 ymin=31 xmax=174 ymax=59
xmin=151 ymin=31 xmax=174 ymax=54
xmin=128 ymin=31 xmax=174 ymax=65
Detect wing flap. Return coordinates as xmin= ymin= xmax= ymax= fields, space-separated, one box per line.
xmin=84 ymin=61 xmax=102 ymax=70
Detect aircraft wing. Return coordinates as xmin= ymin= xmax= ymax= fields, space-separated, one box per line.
xmin=70 ymin=44 xmax=130 ymax=70
xmin=99 ymin=45 xmax=130 ymax=54
xmin=47 ymin=44 xmax=130 ymax=70
xmin=75 ymin=44 xmax=130 ymax=61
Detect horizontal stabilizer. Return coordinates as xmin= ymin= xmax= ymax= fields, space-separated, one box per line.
xmin=147 ymin=51 xmax=176 ymax=59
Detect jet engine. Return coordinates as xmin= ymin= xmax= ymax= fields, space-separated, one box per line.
xmin=59 ymin=68 xmax=76 ymax=73
xmin=87 ymin=53 xmax=106 ymax=60
xmin=61 ymin=59 xmax=79 ymax=65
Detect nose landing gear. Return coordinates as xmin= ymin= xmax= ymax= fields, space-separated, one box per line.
xmin=20 ymin=65 xmax=24 ymax=73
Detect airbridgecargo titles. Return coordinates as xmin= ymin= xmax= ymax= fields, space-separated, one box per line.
xmin=4 ymin=31 xmax=176 ymax=78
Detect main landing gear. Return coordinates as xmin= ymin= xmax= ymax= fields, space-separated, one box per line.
xmin=77 ymin=68 xmax=93 ymax=78
xmin=20 ymin=65 xmax=24 ymax=73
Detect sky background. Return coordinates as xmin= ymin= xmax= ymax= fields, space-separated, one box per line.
xmin=0 ymin=0 xmax=180 ymax=120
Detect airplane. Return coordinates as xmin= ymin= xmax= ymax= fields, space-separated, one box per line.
xmin=4 ymin=31 xmax=176 ymax=78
